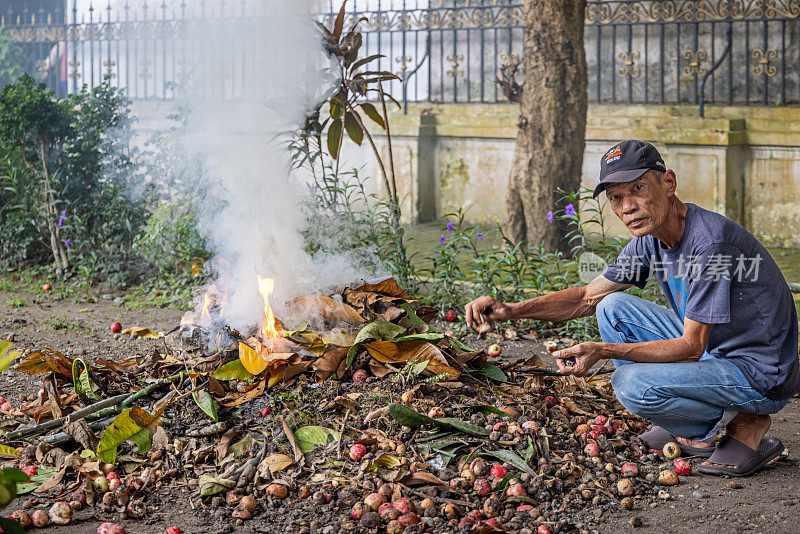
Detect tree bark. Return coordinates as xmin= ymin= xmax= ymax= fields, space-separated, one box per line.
xmin=504 ymin=0 xmax=587 ymax=254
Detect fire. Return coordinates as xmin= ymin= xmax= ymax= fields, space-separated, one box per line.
xmin=257 ymin=276 xmax=280 ymax=340
xmin=199 ymin=292 xmax=213 ymax=324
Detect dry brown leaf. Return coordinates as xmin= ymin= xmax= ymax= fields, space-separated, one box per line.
xmin=220 ymin=377 xmax=266 ymax=407
xmin=312 ymin=347 xmax=348 ymax=382
xmin=64 ymin=420 xmax=97 ymax=450
xmin=259 ymin=453 xmax=293 ymax=476
xmin=34 ymin=467 xmax=66 ymax=493
xmin=561 ymin=397 xmax=593 ymax=416
xmin=401 ymin=472 xmax=448 ymax=487
xmin=365 ymin=340 xmax=460 ymax=379
xmin=351 ymin=278 xmax=409 ymax=299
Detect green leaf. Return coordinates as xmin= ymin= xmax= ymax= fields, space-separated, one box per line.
xmin=465 ymin=404 xmax=507 ymax=417
xmin=96 ymin=407 xmax=161 ymax=464
xmin=409 ymin=359 xmax=429 ymax=375
xmin=395 ymin=332 xmax=445 ymax=343
xmin=293 ymin=426 xmax=340 ymax=453
xmin=359 ymin=102 xmax=386 ymax=129
xmin=447 ymin=336 xmax=475 ymax=352
xmin=398 ymin=303 xmax=425 ymax=327
xmin=0 ymin=341 xmax=20 ymax=373
xmin=0 ymin=445 xmax=19 ymax=458
xmin=198 ymin=475 xmax=235 ymax=497
xmin=491 ymin=472 xmax=515 ymax=492
xmin=481 ymin=449 xmax=536 ymax=477
xmin=327 ymin=118 xmax=343 ymax=159
xmin=388 ymin=404 xmax=489 ymax=437
xmin=468 ymin=364 xmax=508 ymax=383
xmin=192 ymin=390 xmax=219 ymax=422
xmin=0 ymin=517 xmax=25 ymax=534
xmin=346 ymin=321 xmax=407 ymax=367
xmin=344 ymin=111 xmax=363 ymax=146
xmin=15 ymin=466 xmax=54 ymax=495
xmin=524 ymin=436 xmax=536 ymax=461
xmin=72 ymin=358 xmax=100 ymax=402
xmin=212 ymin=360 xmax=254 ymax=381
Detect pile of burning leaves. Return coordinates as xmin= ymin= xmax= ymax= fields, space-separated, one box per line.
xmin=0 ymin=278 xmax=702 ymax=533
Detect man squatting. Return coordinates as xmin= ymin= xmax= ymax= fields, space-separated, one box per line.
xmin=465 ymin=140 xmax=799 ymax=476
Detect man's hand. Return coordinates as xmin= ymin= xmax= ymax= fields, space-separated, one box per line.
xmin=553 ymin=342 xmax=603 ymax=376
xmin=464 ymin=296 xmax=512 ymax=332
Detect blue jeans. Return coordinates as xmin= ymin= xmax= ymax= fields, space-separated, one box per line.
xmin=598 ymin=292 xmax=788 ymax=442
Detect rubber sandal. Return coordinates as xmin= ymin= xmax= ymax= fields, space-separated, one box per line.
xmin=696 ymin=435 xmax=784 ymax=477
xmin=638 ymin=426 xmax=715 ymax=458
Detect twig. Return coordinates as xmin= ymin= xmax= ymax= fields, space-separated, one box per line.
xmin=42 ymin=416 xmax=117 ymax=445
xmin=335 ymin=409 xmax=351 ymax=459
xmin=401 ymin=484 xmax=473 ymax=508
xmin=276 ymin=415 xmax=304 ymax=464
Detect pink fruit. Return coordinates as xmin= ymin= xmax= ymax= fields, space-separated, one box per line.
xmin=108 ymin=477 xmax=122 ymax=491
xmin=110 ymin=321 xmax=122 ymax=333
xmin=460 ymin=469 xmax=476 ymax=484
xmin=516 ymin=504 xmax=535 ymax=512
xmin=20 ymin=465 xmax=37 ymax=477
xmin=352 ymin=369 xmax=368 ymax=383
xmin=98 ymin=522 xmax=127 ymax=534
xmin=0 ymin=397 xmax=5 ymax=404
xmin=392 ymin=498 xmax=415 ymax=515
xmin=504 ymin=327 xmax=518 ymax=340
xmin=398 ymin=512 xmax=420 ymax=526
xmin=364 ymin=492 xmax=387 ymax=511
xmin=473 ymin=479 xmax=492 ymax=496
xmin=445 ymin=311 xmax=456 ymax=322
xmin=11 ymin=510 xmax=32 ymax=528
xmin=444 ymin=330 xmax=454 ymax=337
xmin=621 ymin=462 xmax=639 ymax=478
xmin=42 ymin=284 xmax=51 ymax=291
xmin=0 ymin=403 xmax=11 ymax=412
xmin=485 ymin=518 xmax=502 ymax=528
xmin=662 ymin=441 xmax=681 ymax=459
xmin=351 ymin=502 xmax=369 ymax=520
xmin=48 ymin=501 xmax=72 ymax=525
xmin=575 ymin=423 xmax=591 ymax=435
xmin=583 ymin=443 xmax=600 ymax=457
xmin=349 ymin=443 xmax=367 ymax=461
xmin=31 ymin=509 xmax=49 ymax=527
xmin=105 ymin=471 xmax=119 ymax=481
xmin=617 ymin=478 xmax=635 ymax=496
xmin=505 ymin=483 xmax=527 ymax=497
xmin=543 ymin=396 xmax=557 ymax=407
xmin=594 ymin=415 xmax=608 ymax=426
xmin=490 ymin=464 xmax=507 ymax=478
xmin=260 ymin=406 xmax=272 ymax=417
xmin=522 ymin=421 xmax=538 ymax=432
xmin=379 ymin=506 xmax=401 ymax=521
xmin=587 ymin=430 xmax=600 ymax=440
xmin=487 ymin=344 xmax=502 ymax=357
xmin=673 ymin=458 xmax=692 ymax=476
xmin=164 ymin=528 xmax=182 ymax=534
xmin=538 ymin=525 xmax=552 ymax=534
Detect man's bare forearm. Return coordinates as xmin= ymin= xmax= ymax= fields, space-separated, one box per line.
xmin=508 ymin=286 xmax=596 ymax=322
xmin=596 ymin=338 xmax=702 ymax=364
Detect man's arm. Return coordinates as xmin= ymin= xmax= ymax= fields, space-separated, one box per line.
xmin=464 ymin=275 xmax=631 ymax=330
xmin=554 ymin=317 xmax=713 ymax=376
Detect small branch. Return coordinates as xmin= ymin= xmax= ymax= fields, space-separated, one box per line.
xmin=335 ymin=409 xmax=351 ymax=459
xmin=377 ymin=81 xmax=398 ymax=204
xmin=401 ymin=483 xmax=473 ymax=508
xmin=276 ymin=415 xmax=304 ymax=464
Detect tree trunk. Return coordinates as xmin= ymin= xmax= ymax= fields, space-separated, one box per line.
xmin=504 ymin=0 xmax=587 ymax=254
xmin=39 ymin=143 xmax=69 ymax=272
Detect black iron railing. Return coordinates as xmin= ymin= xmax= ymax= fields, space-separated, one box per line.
xmin=2 ymin=1 xmax=799 ymax=108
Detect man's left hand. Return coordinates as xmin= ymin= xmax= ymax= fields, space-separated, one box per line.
xmin=553 ymin=342 xmax=603 ymax=376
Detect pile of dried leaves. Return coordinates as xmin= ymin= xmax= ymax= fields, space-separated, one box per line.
xmin=0 ymin=278 xmax=703 ymax=534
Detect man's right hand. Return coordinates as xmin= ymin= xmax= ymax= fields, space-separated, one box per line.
xmin=464 ymin=296 xmax=512 ymax=332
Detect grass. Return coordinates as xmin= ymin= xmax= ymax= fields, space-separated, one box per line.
xmin=44 ymin=313 xmax=85 ymax=332
xmin=4 ymin=298 xmax=26 ymax=308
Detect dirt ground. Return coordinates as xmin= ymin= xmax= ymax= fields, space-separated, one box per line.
xmin=1 ymin=287 xmax=799 ymax=534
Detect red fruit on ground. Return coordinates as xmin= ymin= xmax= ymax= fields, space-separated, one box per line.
xmin=349 ymin=443 xmax=367 ymax=461
xmin=489 ymin=464 xmax=507 ymax=478
xmin=98 ymin=522 xmax=126 ymax=534
xmin=20 ymin=465 xmax=37 ymax=477
xmin=0 ymin=397 xmax=5 ymax=404
xmin=110 ymin=322 xmax=122 ymax=333
xmin=260 ymin=406 xmax=272 ymax=417
xmin=538 ymin=525 xmax=552 ymax=534
xmin=505 ymin=483 xmax=527 ymax=497
xmin=662 ymin=441 xmax=681 ymax=459
xmin=444 ymin=330 xmax=454 ymax=337
xmin=164 ymin=528 xmax=182 ymax=534
xmin=392 ymin=498 xmax=415 ymax=515
xmin=473 ymin=479 xmax=492 ymax=496
xmin=587 ymin=430 xmax=600 ymax=440
xmin=487 ymin=344 xmax=502 ymax=357
xmin=352 ymin=369 xmax=368 ymax=383
xmin=445 ymin=310 xmax=457 ymax=322
xmin=398 ymin=512 xmax=420 ymax=526
xmin=621 ymin=462 xmax=639 ymax=477
xmin=504 ymin=327 xmax=518 ymax=340
xmin=42 ymin=283 xmax=51 ymax=291
xmin=594 ymin=415 xmax=608 ymax=426
xmin=673 ymin=458 xmax=692 ymax=476
xmin=364 ymin=492 xmax=387 ymax=512
xmin=350 ymin=502 xmax=369 ymax=520
xmin=584 ymin=443 xmax=601 ymax=457
xmin=0 ymin=403 xmax=11 ymax=412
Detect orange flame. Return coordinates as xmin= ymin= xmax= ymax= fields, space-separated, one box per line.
xmin=199 ymin=292 xmax=213 ymax=324
xmin=257 ymin=276 xmax=280 ymax=340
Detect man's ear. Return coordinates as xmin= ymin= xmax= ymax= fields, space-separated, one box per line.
xmin=663 ymin=170 xmax=678 ymax=196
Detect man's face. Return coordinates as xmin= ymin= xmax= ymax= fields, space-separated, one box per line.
xmin=605 ymin=170 xmax=676 ymax=237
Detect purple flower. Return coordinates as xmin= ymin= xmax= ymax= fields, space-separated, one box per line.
xmin=64 ymin=238 xmax=72 ymax=248
xmin=439 ymin=234 xmax=446 ymax=246
xmin=176 ymin=234 xmax=181 ymax=242
xmin=565 ymin=203 xmax=576 ymax=217
xmin=477 ymin=232 xmax=484 ymax=241
xmin=61 ymin=210 xmax=67 ymax=218
xmin=57 ymin=218 xmax=63 ymax=228
xmin=446 ymin=222 xmax=455 ymax=233
xmin=547 ymin=211 xmax=554 ymax=224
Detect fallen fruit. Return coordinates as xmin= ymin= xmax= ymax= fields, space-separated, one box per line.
xmin=427 ymin=406 xmax=445 ymax=418
xmin=392 ymin=498 xmax=415 ymax=514
xmin=489 ymin=464 xmax=507 ymax=478
xmin=349 ymin=443 xmax=367 ymax=461
xmin=359 ymin=511 xmax=380 ymax=528
xmin=487 ymin=343 xmax=502 ymax=357
xmin=20 ymin=465 xmax=37 ymax=477
xmin=48 ymin=501 xmax=73 ymax=525
xmin=110 ymin=321 xmax=122 ymax=333
xmin=504 ymin=327 xmax=518 ymax=340
xmin=505 ymin=482 xmax=527 ymax=497
xmin=108 ymin=477 xmax=122 ymax=491
xmin=98 ymin=523 xmax=127 ymax=534
xmin=617 ymin=478 xmax=635 ymax=496
xmin=386 ymin=520 xmax=403 ymax=534
xmin=584 ymin=443 xmax=601 ymax=457
xmin=482 ymin=497 xmax=501 ymax=518
xmin=662 ymin=441 xmax=681 ymax=459
xmin=621 ymin=462 xmax=639 ymax=478
xmin=364 ymin=492 xmax=387 ymax=512
xmin=11 ymin=510 xmax=32 ymax=528
xmin=93 ymin=476 xmax=110 ymax=493
xmin=440 ymin=503 xmax=461 ymax=520
xmin=620 ymin=497 xmax=634 ymax=510
xmin=445 ymin=310 xmax=456 ymax=322
xmin=164 ymin=528 xmax=182 ymax=534
xmin=31 ymin=509 xmax=49 ymax=527
xmin=658 ymin=470 xmax=679 ymax=486
xmin=538 ymin=525 xmax=552 ymax=534
xmin=267 ymin=483 xmax=288 ymax=499
xmin=350 ymin=502 xmax=369 ymax=520
xmin=544 ymin=340 xmax=557 ymax=352
xmin=444 ymin=330 xmax=454 ymax=337
xmin=594 ymin=415 xmax=608 ymax=426
xmin=398 ymin=512 xmax=420 ymax=526
xmin=42 ymin=283 xmax=51 ymax=291
xmin=673 ymin=458 xmax=692 ymax=476
xmin=260 ymin=406 xmax=272 ymax=417
xmin=0 ymin=403 xmax=11 ymax=412
xmin=125 ymin=500 xmax=146 ymax=519
xmin=474 ymin=478 xmax=492 ymax=496
xmin=239 ymin=495 xmax=257 ymax=513
xmin=352 ymin=369 xmax=368 ymax=383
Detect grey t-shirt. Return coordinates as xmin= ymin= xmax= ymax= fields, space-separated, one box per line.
xmin=603 ymin=203 xmax=799 ymax=400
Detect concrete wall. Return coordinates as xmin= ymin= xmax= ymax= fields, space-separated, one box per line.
xmin=129 ymin=100 xmax=800 ymax=248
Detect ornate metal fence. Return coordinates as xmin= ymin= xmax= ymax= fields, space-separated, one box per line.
xmin=2 ymin=1 xmax=799 ymax=107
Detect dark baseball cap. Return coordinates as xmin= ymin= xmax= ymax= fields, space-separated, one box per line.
xmin=593 ymin=140 xmax=666 ymax=198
